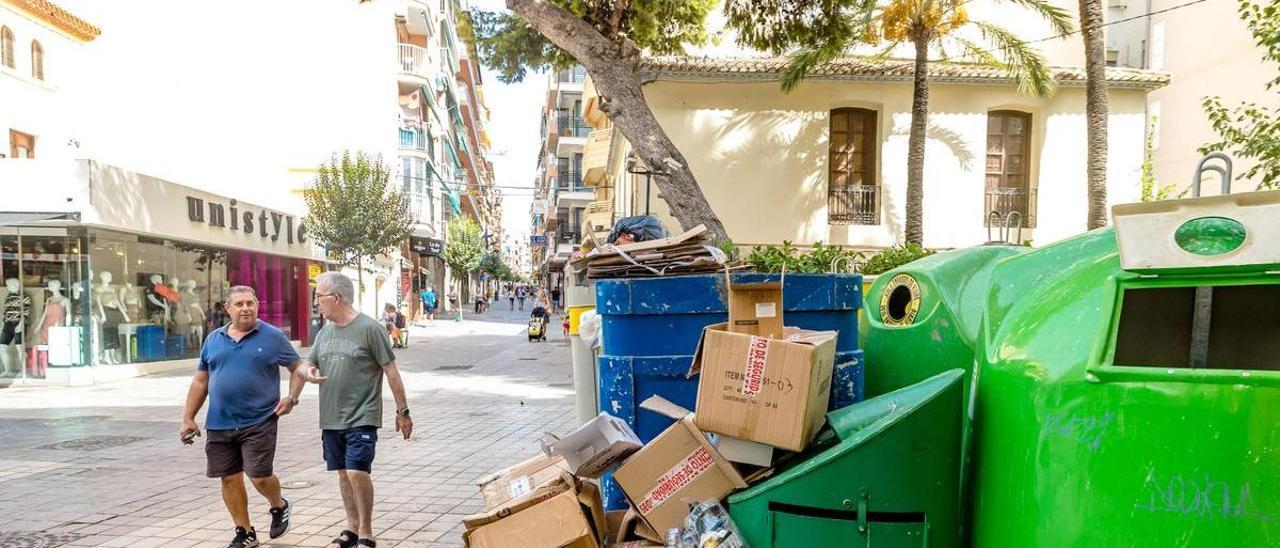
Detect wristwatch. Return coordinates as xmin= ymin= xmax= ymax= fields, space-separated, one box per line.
xmin=397 ymin=407 xmax=411 ymax=418
xmin=285 ymin=395 xmax=299 ymax=405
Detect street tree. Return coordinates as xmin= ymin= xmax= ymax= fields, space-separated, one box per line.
xmin=444 ymin=217 xmax=485 ymax=299
xmin=727 ymin=0 xmax=1073 ymax=244
xmin=1200 ymin=0 xmax=1280 ymax=190
xmin=303 ymin=151 xmax=413 ymax=307
xmin=1079 ymin=0 xmax=1109 ymax=229
xmin=468 ymin=0 xmax=730 ymax=243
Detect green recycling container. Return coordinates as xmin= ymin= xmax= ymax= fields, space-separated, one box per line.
xmin=727 ymin=369 xmax=965 ymax=548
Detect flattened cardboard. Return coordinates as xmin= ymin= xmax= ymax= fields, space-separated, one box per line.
xmin=712 ymin=434 xmax=775 ymax=467
xmin=689 ymin=324 xmax=837 ymax=451
xmin=544 ymin=412 xmax=642 ymax=478
xmin=613 ymin=397 xmax=747 ymax=537
xmin=464 ymin=477 xmax=607 ymax=548
xmin=463 ymin=474 xmax=574 ymax=530
xmin=477 ymin=453 xmax=569 ymax=511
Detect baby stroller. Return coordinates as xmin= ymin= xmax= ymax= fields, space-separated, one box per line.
xmin=527 ymin=316 xmax=547 ymax=342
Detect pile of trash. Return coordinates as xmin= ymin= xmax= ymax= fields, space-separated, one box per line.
xmin=462 ymin=277 xmax=838 ymax=547
xmin=573 ymin=218 xmax=727 ymax=279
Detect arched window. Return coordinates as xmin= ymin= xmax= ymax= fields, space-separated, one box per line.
xmin=1 ymin=27 xmax=14 ymax=69
xmin=31 ymin=40 xmax=43 ymax=80
xmin=985 ymin=110 xmax=1036 ymax=227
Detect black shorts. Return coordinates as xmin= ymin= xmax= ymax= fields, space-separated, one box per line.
xmin=0 ymin=322 xmax=21 ymax=345
xmin=206 ymin=415 xmax=278 ymax=478
xmin=322 ymin=426 xmax=378 ymax=473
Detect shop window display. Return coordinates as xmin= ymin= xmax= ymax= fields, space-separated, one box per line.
xmin=0 ymin=228 xmax=90 ymax=379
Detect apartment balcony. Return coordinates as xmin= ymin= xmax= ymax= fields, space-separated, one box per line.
xmin=397 ymin=43 xmax=432 ymax=87
xmin=829 ymin=185 xmax=880 ymax=225
xmin=582 ymin=127 xmax=613 ymax=186
xmin=582 ymin=200 xmax=614 ymax=242
xmin=398 ymin=127 xmax=431 ymax=159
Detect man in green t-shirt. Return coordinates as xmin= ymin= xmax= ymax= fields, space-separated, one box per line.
xmin=298 ymin=272 xmax=412 ymax=548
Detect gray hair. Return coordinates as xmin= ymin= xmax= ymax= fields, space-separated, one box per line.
xmin=317 ymin=271 xmax=355 ymax=303
xmin=227 ymin=285 xmax=257 ymax=300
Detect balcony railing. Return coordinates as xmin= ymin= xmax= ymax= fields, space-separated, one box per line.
xmin=829 ymin=185 xmax=880 ymax=225
xmin=984 ymin=187 xmax=1037 ymax=228
xmin=399 ymin=128 xmax=428 ymax=152
xmin=558 ymin=230 xmax=581 ymax=243
xmin=397 ymin=43 xmax=430 ymax=77
xmin=556 ymin=115 xmax=590 ymax=138
xmin=557 ymin=171 xmax=584 ymax=190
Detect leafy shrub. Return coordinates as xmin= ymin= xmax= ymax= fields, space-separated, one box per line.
xmin=861 ymin=243 xmax=935 ymax=275
xmin=745 ymin=241 xmax=863 ymax=273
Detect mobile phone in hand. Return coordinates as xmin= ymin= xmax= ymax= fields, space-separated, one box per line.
xmin=182 ymin=431 xmax=197 ymax=445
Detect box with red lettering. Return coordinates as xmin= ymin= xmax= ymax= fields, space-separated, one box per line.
xmin=612 ymin=396 xmax=746 ymax=538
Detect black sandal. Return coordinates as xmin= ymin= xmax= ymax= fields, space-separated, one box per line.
xmin=357 ymin=540 xmax=377 ymax=547
xmin=329 ymin=529 xmax=358 ymax=548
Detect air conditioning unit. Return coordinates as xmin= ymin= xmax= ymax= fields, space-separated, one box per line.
xmin=1108 ymin=0 xmax=1127 ymax=8
xmin=1106 ymin=49 xmax=1120 ymax=66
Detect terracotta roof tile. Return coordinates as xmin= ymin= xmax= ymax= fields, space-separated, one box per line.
xmin=639 ymin=56 xmax=1169 ymax=90
xmin=3 ymin=0 xmax=101 ymax=42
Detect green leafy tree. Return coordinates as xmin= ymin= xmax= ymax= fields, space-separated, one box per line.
xmin=727 ymin=0 xmax=1072 ymax=244
xmin=469 ymin=0 xmax=730 ymax=243
xmin=444 ymin=217 xmax=485 ymax=298
xmin=1140 ymin=116 xmax=1186 ymax=202
xmin=1200 ymin=0 xmax=1280 ymax=190
xmin=303 ymin=151 xmax=413 ymax=307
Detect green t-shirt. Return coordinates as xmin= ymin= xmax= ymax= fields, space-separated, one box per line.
xmin=308 ymin=313 xmax=396 ymax=430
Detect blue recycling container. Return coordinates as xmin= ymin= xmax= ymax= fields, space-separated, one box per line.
xmin=136 ymin=325 xmax=166 ymax=362
xmin=166 ymin=334 xmax=188 ymax=359
xmin=595 ymin=273 xmax=863 ymax=509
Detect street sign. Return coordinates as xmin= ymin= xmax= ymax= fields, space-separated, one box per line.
xmin=531 ymin=235 xmax=547 ymax=247
xmin=411 ymin=236 xmax=445 ymax=256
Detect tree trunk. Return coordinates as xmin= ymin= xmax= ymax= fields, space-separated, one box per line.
xmin=905 ymin=37 xmax=930 ymax=245
xmin=506 ymin=0 xmax=730 ymax=244
xmin=1080 ymin=0 xmax=1109 ymax=229
xmin=355 ymin=255 xmax=364 ymax=314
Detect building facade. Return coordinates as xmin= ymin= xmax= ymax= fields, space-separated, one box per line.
xmin=530 ymin=66 xmax=591 ymax=291
xmin=576 ymin=57 xmax=1167 ymax=251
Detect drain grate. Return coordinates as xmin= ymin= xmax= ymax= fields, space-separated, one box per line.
xmin=36 ymin=435 xmax=148 ymax=452
xmin=434 ymin=365 xmax=475 ymax=371
xmin=518 ymin=357 xmax=537 ymax=361
xmin=0 ymin=532 xmax=84 ymax=547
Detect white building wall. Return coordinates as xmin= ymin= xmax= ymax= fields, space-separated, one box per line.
xmin=0 ymin=3 xmax=91 ymax=160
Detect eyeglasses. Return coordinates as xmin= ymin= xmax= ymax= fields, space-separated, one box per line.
xmin=314 ymin=292 xmax=337 ymax=301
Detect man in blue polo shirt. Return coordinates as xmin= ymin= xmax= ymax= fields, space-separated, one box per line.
xmin=180 ymin=285 xmax=304 ymax=548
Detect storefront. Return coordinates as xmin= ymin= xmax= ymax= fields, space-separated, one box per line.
xmin=0 ymin=160 xmax=327 ymax=384
xmin=407 ymin=236 xmax=446 ymax=317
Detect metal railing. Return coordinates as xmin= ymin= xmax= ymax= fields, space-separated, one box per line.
xmin=558 ymin=230 xmax=581 ymax=243
xmin=829 ymin=185 xmax=880 ymax=225
xmin=397 ymin=43 xmax=430 ymax=76
xmin=399 ymin=128 xmax=427 ymax=152
xmin=556 ymin=115 xmax=590 ymax=138
xmin=556 ymin=171 xmax=584 ymax=190
xmin=984 ymin=187 xmax=1037 ymax=228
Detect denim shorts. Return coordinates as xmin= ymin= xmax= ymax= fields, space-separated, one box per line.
xmin=322 ymin=426 xmax=378 ymax=473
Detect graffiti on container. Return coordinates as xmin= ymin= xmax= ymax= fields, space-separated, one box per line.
xmin=1134 ymin=473 xmax=1277 ymax=522
xmin=1043 ymin=411 xmax=1115 ymax=452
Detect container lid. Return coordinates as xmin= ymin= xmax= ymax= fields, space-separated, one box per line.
xmin=1112 ymin=190 xmax=1280 ymax=272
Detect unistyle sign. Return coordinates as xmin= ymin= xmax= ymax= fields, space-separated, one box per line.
xmin=185 ymin=196 xmax=307 ymax=245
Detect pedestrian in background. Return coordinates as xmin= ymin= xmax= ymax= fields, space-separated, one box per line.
xmin=180 ymin=285 xmax=304 ymax=548
xmin=508 ymin=291 xmax=515 ymax=310
xmin=419 ymin=286 xmax=437 ymax=324
xmin=516 ymin=286 xmax=526 ymax=311
xmin=299 ymin=272 xmax=412 ymax=548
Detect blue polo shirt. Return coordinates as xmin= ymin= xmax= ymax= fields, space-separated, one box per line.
xmin=198 ymin=320 xmax=300 ymax=430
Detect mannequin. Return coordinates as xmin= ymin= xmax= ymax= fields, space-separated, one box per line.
xmin=94 ymin=272 xmax=129 ymax=364
xmin=37 ymin=280 xmax=68 ymax=345
xmin=0 ymin=278 xmax=30 ymax=376
xmin=146 ymin=274 xmax=173 ymax=326
xmin=182 ymin=280 xmax=204 ymax=344
xmin=122 ymin=281 xmax=141 ymax=321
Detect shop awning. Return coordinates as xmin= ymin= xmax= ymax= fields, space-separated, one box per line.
xmin=0 ymin=212 xmax=80 ymax=226
xmin=443 ymin=138 xmax=463 ymax=171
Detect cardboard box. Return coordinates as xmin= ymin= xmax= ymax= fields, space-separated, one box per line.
xmin=711 ymin=434 xmax=774 ymax=467
xmin=543 ymin=412 xmax=643 ymax=479
xmin=726 ymin=277 xmax=784 ymax=339
xmin=689 ymin=324 xmax=836 ymax=452
xmin=477 ymin=453 xmax=569 ymax=511
xmin=463 ymin=475 xmax=607 ymax=548
xmin=613 ymin=397 xmax=747 ymax=537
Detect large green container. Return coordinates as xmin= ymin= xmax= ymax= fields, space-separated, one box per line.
xmin=727 ymin=369 xmax=965 ymax=547
xmin=863 ymin=202 xmax=1280 ymax=546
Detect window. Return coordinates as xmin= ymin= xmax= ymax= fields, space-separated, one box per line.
xmin=30 ymin=40 xmax=42 ymax=80
xmin=10 ymin=129 xmax=35 ymax=158
xmin=985 ymin=110 xmax=1036 ymax=228
xmin=1 ymin=27 xmax=13 ymax=69
xmin=828 ymin=108 xmax=879 ymax=225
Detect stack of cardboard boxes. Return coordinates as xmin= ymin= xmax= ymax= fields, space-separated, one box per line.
xmin=463 ymin=277 xmax=838 ymax=547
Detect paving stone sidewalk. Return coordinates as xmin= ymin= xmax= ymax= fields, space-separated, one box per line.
xmin=0 ymin=306 xmax=579 ymax=547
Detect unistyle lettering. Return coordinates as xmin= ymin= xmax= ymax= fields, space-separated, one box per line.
xmin=187 ymin=196 xmax=306 ymax=245
xmin=636 ymin=447 xmax=715 ymax=515
xmin=229 ymin=199 xmax=239 ymax=229
xmin=243 ymin=211 xmax=254 ymax=234
xmin=270 ymin=212 xmax=284 ymax=242
xmin=186 ymin=197 xmax=205 ymax=222
xmin=208 ymin=203 xmax=226 ymax=227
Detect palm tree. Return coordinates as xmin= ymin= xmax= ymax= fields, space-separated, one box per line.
xmin=779 ymin=0 xmax=1074 ymax=245
xmin=1079 ymin=0 xmax=1109 ymax=229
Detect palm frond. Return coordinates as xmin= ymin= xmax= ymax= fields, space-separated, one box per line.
xmin=999 ymin=0 xmax=1075 ymax=37
xmin=781 ymin=35 xmax=854 ymax=92
xmin=947 ymin=35 xmax=1005 ymax=68
xmin=972 ymin=21 xmax=1058 ymax=97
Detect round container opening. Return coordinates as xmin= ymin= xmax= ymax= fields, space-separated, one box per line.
xmin=886 ymin=284 xmax=914 ymax=323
